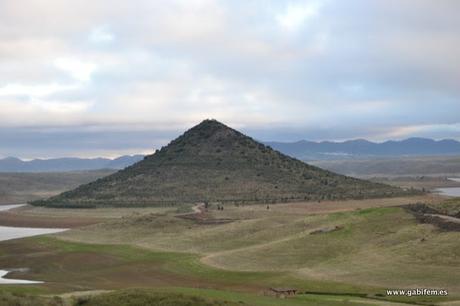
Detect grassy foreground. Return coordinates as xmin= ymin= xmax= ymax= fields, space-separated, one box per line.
xmin=0 ymin=237 xmax=424 ymax=306
xmin=58 ymin=204 xmax=460 ymax=295
xmin=0 ymin=201 xmax=459 ymax=305
xmin=0 ymin=287 xmax=425 ymax=306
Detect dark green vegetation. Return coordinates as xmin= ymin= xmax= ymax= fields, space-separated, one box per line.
xmin=0 ymin=290 xmax=63 ymax=306
xmin=33 ymin=120 xmax=413 ymax=208
xmin=403 ymin=199 xmax=460 ymax=231
xmin=0 ymin=170 xmax=114 ymax=204
xmin=73 ymin=289 xmax=239 ymax=306
xmin=406 ymin=198 xmax=460 ymax=217
xmin=0 ymin=289 xmax=240 ymax=306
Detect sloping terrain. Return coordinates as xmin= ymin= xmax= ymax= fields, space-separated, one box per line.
xmin=54 ymin=199 xmax=460 ymax=301
xmin=33 ymin=120 xmax=412 ymax=207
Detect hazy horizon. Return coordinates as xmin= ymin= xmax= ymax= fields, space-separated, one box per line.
xmin=2 ymin=130 xmax=460 ymax=160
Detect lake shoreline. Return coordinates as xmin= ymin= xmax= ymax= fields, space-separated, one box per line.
xmin=435 ymin=178 xmax=460 ymax=197
xmin=0 ymin=269 xmax=43 ymax=285
xmin=0 ymin=205 xmax=67 ymax=285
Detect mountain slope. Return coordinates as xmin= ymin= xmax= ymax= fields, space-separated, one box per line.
xmin=33 ymin=120 xmax=411 ymax=207
xmin=266 ymin=137 xmax=460 ymax=160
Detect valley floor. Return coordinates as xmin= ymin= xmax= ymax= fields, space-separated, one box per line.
xmin=0 ymin=194 xmax=459 ymax=305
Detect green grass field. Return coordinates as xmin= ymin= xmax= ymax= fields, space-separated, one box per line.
xmin=0 ymin=236 xmax=446 ymax=306
xmin=59 ymin=205 xmax=460 ymax=294
xmin=1 ymin=198 xmax=458 ymax=305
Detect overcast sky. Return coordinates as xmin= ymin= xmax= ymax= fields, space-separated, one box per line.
xmin=1 ymin=0 xmax=460 ymax=158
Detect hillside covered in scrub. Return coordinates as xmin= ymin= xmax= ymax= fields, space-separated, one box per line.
xmin=32 ymin=120 xmax=413 ymax=207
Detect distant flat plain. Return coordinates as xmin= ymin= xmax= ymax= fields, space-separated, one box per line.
xmin=310 ymin=155 xmax=460 ymax=178
xmin=0 ymin=170 xmax=114 ymax=204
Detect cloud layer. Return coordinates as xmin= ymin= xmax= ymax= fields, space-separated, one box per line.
xmin=1 ymin=0 xmax=459 ymax=157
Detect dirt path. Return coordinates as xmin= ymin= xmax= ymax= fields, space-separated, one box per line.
xmin=200 ymin=221 xmax=328 ymax=269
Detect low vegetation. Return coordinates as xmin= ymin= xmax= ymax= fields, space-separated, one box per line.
xmin=432 ymin=198 xmax=460 ymax=216
xmin=73 ymin=289 xmax=239 ymax=306
xmin=0 ymin=290 xmax=62 ymax=306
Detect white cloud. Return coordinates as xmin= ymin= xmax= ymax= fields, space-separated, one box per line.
xmin=0 ymin=83 xmax=78 ymax=97
xmin=54 ymin=57 xmax=96 ymax=82
xmin=89 ymin=26 xmax=115 ymax=43
xmin=30 ymin=99 xmax=92 ymax=113
xmin=385 ymin=123 xmax=460 ymax=139
xmin=0 ymin=98 xmax=93 ymax=127
xmin=276 ymin=1 xmax=321 ymax=31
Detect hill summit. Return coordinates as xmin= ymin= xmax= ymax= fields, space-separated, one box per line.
xmin=33 ymin=119 xmax=409 ymax=207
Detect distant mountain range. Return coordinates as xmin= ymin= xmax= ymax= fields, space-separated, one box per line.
xmin=265 ymin=137 xmax=460 ymax=160
xmin=0 ymin=155 xmax=144 ymax=172
xmin=2 ymin=137 xmax=459 ymax=172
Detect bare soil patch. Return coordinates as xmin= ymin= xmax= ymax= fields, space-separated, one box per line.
xmin=176 ymin=203 xmax=236 ymax=225
xmin=0 ymin=211 xmax=103 ymax=228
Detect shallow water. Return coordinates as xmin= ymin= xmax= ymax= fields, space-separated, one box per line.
xmin=0 ymin=225 xmax=66 ymax=242
xmin=436 ymin=187 xmax=460 ymax=197
xmin=435 ymin=178 xmax=460 ymax=197
xmin=0 ymin=204 xmax=25 ymax=212
xmin=0 ymin=270 xmax=42 ymax=284
xmin=0 ymin=204 xmax=66 ymax=284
